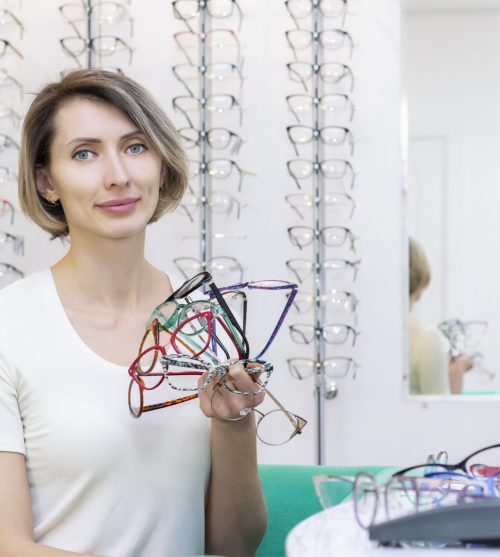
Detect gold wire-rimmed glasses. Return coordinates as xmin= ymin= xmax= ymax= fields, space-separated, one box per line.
xmin=210 ymin=373 xmax=307 ymax=446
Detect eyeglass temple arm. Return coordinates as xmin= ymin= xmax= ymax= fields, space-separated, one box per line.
xmin=261 ymin=384 xmax=306 ymax=431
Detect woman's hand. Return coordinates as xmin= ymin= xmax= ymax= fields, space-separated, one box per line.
xmin=198 ymin=360 xmax=265 ymax=419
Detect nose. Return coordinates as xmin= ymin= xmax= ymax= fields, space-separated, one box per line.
xmin=104 ymin=151 xmax=129 ymax=189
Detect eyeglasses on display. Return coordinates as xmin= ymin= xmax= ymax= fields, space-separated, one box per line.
xmin=173 ymin=0 xmax=243 ymax=32
xmin=287 ymin=158 xmax=356 ymax=190
xmin=286 ymin=257 xmax=361 ymax=284
xmin=0 ymin=104 xmax=20 ymax=129
xmin=179 ymin=191 xmax=244 ymax=221
xmin=285 ymin=192 xmax=355 ymax=220
xmin=173 ymin=94 xmax=243 ymax=127
xmin=189 ymin=158 xmax=255 ymax=191
xmin=0 ymin=231 xmax=24 ymax=255
xmin=0 ymin=199 xmax=14 ymax=224
xmin=173 ymin=62 xmax=244 ymax=97
xmin=0 ymin=38 xmax=22 ymax=59
xmin=288 ymin=225 xmax=357 ymax=251
xmin=59 ymin=2 xmax=134 ymax=38
xmin=0 ymin=68 xmax=22 ymax=97
xmin=0 ymin=8 xmax=24 ymax=37
xmin=287 ymin=125 xmax=354 ymax=157
xmin=286 ymin=28 xmax=353 ymax=61
xmin=288 ymin=356 xmax=360 ymax=380
xmin=289 ymin=323 xmax=360 ymax=346
xmin=0 ymin=261 xmax=23 ymax=287
xmin=0 ymin=133 xmax=19 ymax=152
xmin=179 ymin=126 xmax=244 ymax=154
xmin=286 ymin=61 xmax=354 ymax=92
xmin=285 ymin=0 xmax=348 ymax=28
xmin=174 ymin=29 xmax=242 ymax=66
xmin=286 ymin=93 xmax=355 ymax=124
xmin=60 ymin=35 xmax=134 ymax=66
xmin=289 ymin=289 xmax=359 ymax=314
xmin=174 ymin=256 xmax=244 ymax=283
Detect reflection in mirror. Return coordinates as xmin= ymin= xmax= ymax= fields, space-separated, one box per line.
xmin=403 ymin=0 xmax=499 ymax=396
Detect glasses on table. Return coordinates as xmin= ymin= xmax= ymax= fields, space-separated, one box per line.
xmin=0 ymin=199 xmax=14 ymax=224
xmin=287 ymin=61 xmax=354 ymax=93
xmin=173 ymin=62 xmax=244 ymax=97
xmin=0 ymin=9 xmax=24 ymax=37
xmin=394 ymin=443 xmax=500 ymax=479
xmin=285 ymin=0 xmax=348 ymax=28
xmin=60 ymin=35 xmax=134 ymax=66
xmin=285 ymin=192 xmax=355 ymax=220
xmin=288 ymin=225 xmax=357 ymax=251
xmin=0 ymin=262 xmax=23 ymax=287
xmin=173 ymin=0 xmax=243 ymax=32
xmin=290 ymin=289 xmax=359 ymax=314
xmin=0 ymin=38 xmax=22 ymax=59
xmin=210 ymin=370 xmax=307 ymax=445
xmin=0 ymin=134 xmax=19 ymax=152
xmin=288 ymin=356 xmax=359 ymax=380
xmin=287 ymin=125 xmax=354 ymax=157
xmin=174 ymin=256 xmax=244 ymax=284
xmin=0 ymin=231 xmax=23 ymax=255
xmin=179 ymin=126 xmax=244 ymax=155
xmin=179 ymin=191 xmax=244 ymax=221
xmin=286 ymin=93 xmax=355 ymax=125
xmin=313 ymin=472 xmax=496 ymax=531
xmin=286 ymin=257 xmax=361 ymax=284
xmin=59 ymin=2 xmax=134 ymax=37
xmin=287 ymin=158 xmax=356 ymax=190
xmin=173 ymin=94 xmax=243 ymax=128
xmin=289 ymin=323 xmax=360 ymax=346
xmin=189 ymin=158 xmax=254 ymax=191
xmin=174 ymin=29 xmax=242 ymax=66
xmin=286 ymin=28 xmax=353 ymax=61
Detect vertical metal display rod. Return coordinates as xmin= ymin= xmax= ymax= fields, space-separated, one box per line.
xmin=200 ymin=7 xmax=211 ymax=273
xmin=312 ymin=4 xmax=326 ymax=465
xmin=87 ymin=0 xmax=93 ymax=68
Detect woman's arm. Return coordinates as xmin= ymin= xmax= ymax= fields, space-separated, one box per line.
xmin=199 ymin=363 xmax=268 ymax=557
xmin=0 ymin=452 xmax=100 ymax=557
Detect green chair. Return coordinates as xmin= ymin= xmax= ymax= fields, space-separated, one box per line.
xmin=256 ymin=464 xmax=390 ymax=557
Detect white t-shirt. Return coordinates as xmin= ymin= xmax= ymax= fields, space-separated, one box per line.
xmin=0 ymin=269 xmax=211 ymax=557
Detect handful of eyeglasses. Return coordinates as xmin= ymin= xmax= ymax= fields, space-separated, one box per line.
xmin=127 ymin=271 xmax=307 ymax=445
xmin=314 ymin=443 xmax=500 ymax=534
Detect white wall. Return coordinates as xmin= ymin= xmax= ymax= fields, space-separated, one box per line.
xmin=3 ymin=0 xmax=497 ymax=469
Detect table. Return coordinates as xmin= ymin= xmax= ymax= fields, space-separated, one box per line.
xmin=285 ymin=502 xmax=499 ymax=556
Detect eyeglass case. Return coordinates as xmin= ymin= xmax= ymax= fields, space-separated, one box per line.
xmin=369 ymin=499 xmax=500 ymax=547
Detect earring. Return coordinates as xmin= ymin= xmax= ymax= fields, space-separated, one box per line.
xmin=47 ymin=198 xmax=60 ymax=206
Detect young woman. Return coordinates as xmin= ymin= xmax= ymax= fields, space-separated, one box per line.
xmin=0 ymin=69 xmax=267 ymax=557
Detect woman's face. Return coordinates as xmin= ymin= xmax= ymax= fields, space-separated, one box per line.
xmin=37 ymin=96 xmax=163 ymax=241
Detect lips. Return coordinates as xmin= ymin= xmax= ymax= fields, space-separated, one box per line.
xmin=97 ymin=197 xmax=139 ymax=207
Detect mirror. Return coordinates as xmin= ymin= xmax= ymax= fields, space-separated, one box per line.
xmin=403 ymin=0 xmax=500 ymax=396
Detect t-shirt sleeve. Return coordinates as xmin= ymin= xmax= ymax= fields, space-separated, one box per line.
xmin=0 ymin=319 xmax=26 ymax=455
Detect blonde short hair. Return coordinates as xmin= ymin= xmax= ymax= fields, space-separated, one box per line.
xmin=19 ymin=69 xmax=189 ymax=238
xmin=409 ymin=237 xmax=431 ymax=297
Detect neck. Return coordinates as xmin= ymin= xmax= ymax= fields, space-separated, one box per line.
xmin=52 ymin=230 xmax=154 ymax=309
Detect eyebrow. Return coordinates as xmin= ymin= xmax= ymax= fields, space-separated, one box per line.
xmin=66 ymin=129 xmax=144 ymax=146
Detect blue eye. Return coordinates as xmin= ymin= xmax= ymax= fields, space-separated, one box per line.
xmin=73 ymin=149 xmax=93 ymax=161
xmin=128 ymin=143 xmax=146 ymax=154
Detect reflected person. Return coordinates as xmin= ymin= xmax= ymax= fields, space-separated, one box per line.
xmin=408 ymin=238 xmax=473 ymax=394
